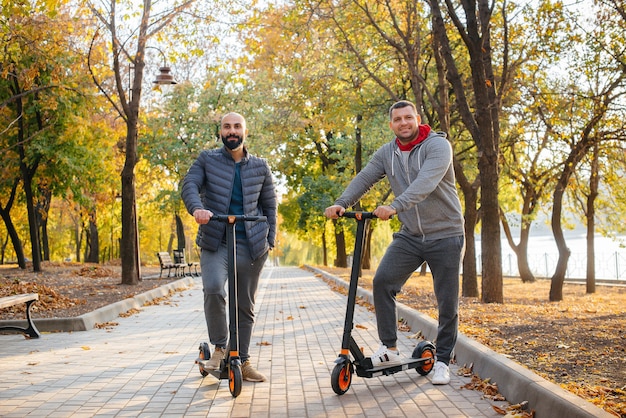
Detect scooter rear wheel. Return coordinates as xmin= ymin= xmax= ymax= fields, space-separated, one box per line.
xmin=229 ymin=364 xmax=243 ymax=397
xmin=331 ymin=362 xmax=354 ymax=395
xmin=413 ymin=341 xmax=436 ymax=376
xmin=198 ymin=342 xmax=211 ymax=377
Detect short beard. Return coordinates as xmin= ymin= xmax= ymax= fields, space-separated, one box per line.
xmin=221 ymin=134 xmax=243 ymax=150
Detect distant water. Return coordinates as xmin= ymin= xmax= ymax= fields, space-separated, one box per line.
xmin=475 ymin=234 xmax=626 ymax=280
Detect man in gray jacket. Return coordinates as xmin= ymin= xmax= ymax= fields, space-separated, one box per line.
xmin=182 ymin=112 xmax=277 ymax=382
xmin=324 ymin=100 xmax=464 ymax=385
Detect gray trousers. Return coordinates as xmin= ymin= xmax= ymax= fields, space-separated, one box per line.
xmin=200 ymin=242 xmax=268 ymax=363
xmin=373 ymin=231 xmax=464 ymax=365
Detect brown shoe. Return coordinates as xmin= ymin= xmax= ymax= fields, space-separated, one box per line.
xmin=241 ymin=360 xmax=267 ymax=382
xmin=206 ymin=346 xmax=226 ymax=370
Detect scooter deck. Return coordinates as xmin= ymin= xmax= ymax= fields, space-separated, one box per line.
xmin=195 ymin=358 xmax=229 ymax=379
xmin=354 ymin=357 xmax=433 ymax=378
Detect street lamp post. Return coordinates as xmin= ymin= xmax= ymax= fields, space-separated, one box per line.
xmin=138 ymin=47 xmax=177 ymax=279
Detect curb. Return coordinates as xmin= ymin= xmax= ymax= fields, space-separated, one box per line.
xmin=305 ymin=265 xmax=612 ymax=418
xmin=0 ymin=276 xmax=196 ymax=333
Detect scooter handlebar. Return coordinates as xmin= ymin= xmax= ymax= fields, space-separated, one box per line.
xmin=340 ymin=211 xmax=394 ymax=220
xmin=210 ymin=214 xmax=268 ymax=224
xmin=341 ymin=211 xmax=378 ymax=220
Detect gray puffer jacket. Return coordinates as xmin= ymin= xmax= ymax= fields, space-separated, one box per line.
xmin=334 ymin=131 xmax=464 ymax=240
xmin=181 ymin=146 xmax=277 ymax=260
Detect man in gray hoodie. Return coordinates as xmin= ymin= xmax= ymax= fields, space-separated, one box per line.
xmin=324 ymin=100 xmax=464 ymax=385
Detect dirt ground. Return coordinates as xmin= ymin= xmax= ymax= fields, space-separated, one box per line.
xmin=1 ymin=261 xmax=624 ymax=417
xmin=0 ymin=262 xmax=179 ymax=319
xmin=315 ymin=266 xmax=625 ymax=418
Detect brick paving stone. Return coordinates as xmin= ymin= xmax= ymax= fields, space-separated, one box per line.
xmin=0 ymin=267 xmax=507 ymax=417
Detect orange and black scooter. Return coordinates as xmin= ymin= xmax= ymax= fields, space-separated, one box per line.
xmin=195 ymin=214 xmax=267 ymax=398
xmin=331 ymin=211 xmax=436 ymax=395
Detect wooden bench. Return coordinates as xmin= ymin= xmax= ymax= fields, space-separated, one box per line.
xmin=0 ymin=293 xmax=41 ymax=338
xmin=173 ymin=249 xmax=200 ymax=276
xmin=157 ymin=252 xmax=186 ymax=278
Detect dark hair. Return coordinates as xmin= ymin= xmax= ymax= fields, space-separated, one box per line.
xmin=388 ymin=100 xmax=417 ymax=120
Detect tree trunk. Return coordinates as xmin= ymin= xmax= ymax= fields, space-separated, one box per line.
xmin=15 ymin=91 xmax=41 ymax=272
xmin=514 ymin=234 xmax=536 ymax=282
xmin=501 ymin=212 xmax=536 ymax=283
xmin=362 ymin=222 xmax=372 ymax=270
xmin=75 ymin=221 xmax=83 ymax=262
xmin=333 ymin=220 xmax=347 ymax=267
xmin=1 ymin=233 xmax=8 ymax=264
xmin=586 ymin=215 xmax=596 ymax=294
xmin=120 ymin=79 xmax=142 ymax=284
xmin=432 ymin=31 xmax=479 ymax=297
xmin=429 ymin=0 xmax=503 ymax=302
xmin=175 ymin=214 xmax=186 ymax=250
xmin=550 ymin=179 xmax=572 ymax=302
xmin=21 ymin=169 xmax=42 ymax=272
xmin=322 ymin=229 xmax=328 ymax=266
xmin=36 ymin=186 xmax=52 ymax=262
xmin=120 ymin=156 xmax=140 ymax=284
xmin=119 ymin=4 xmax=151 ymax=285
xmin=40 ymin=216 xmax=50 ymax=262
xmin=86 ymin=211 xmax=99 ymax=263
xmin=461 ymin=185 xmax=479 ymax=297
xmin=419 ymin=262 xmax=428 ymax=276
xmin=0 ymin=179 xmax=27 ymax=269
xmin=0 ymin=207 xmax=26 ymax=269
xmin=167 ymin=232 xmax=175 ymax=253
xmin=24 ymin=178 xmax=41 ymax=272
xmin=586 ymin=143 xmax=599 ymax=294
xmin=550 ymin=120 xmax=603 ymax=300
xmin=479 ymin=158 xmax=503 ymax=303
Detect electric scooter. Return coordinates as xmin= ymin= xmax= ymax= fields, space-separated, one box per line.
xmin=331 ymin=211 xmax=436 ymax=395
xmin=195 ymin=214 xmax=267 ymax=398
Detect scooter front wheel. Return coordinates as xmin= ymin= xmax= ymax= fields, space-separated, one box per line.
xmin=229 ymin=364 xmax=243 ymax=397
xmin=198 ymin=342 xmax=211 ymax=377
xmin=331 ymin=362 xmax=354 ymax=395
xmin=413 ymin=341 xmax=436 ymax=376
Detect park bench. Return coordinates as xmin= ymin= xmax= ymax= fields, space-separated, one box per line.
xmin=0 ymin=293 xmax=41 ymax=339
xmin=173 ymin=249 xmax=200 ymax=277
xmin=157 ymin=251 xmax=186 ymax=278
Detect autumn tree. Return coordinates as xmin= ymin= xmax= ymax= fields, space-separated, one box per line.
xmin=0 ymin=2 xmax=96 ymax=271
xmin=301 ymin=0 xmax=508 ymax=300
xmin=241 ymin=3 xmax=393 ymax=268
xmin=529 ymin=0 xmax=626 ymax=301
xmin=497 ymin=2 xmax=580 ymax=283
xmin=85 ymin=0 xmax=230 ymax=284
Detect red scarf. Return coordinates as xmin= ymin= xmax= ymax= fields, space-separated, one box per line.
xmin=395 ymin=124 xmax=431 ymax=151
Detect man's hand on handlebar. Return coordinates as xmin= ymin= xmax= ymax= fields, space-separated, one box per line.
xmin=193 ymin=208 xmax=213 ymax=225
xmin=324 ymin=205 xmax=345 ymax=219
xmin=373 ymin=205 xmax=396 ymax=221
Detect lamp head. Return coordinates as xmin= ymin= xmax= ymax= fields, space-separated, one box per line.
xmin=153 ymin=67 xmax=177 ymax=85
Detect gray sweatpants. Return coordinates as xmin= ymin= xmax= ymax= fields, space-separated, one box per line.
xmin=200 ymin=241 xmax=268 ymax=363
xmin=373 ymin=231 xmax=464 ymax=365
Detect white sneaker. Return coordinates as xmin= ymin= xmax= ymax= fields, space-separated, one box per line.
xmin=370 ymin=345 xmax=402 ymax=367
xmin=431 ymin=361 xmax=450 ymax=385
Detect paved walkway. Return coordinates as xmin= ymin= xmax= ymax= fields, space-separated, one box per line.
xmin=0 ymin=267 xmax=517 ymax=417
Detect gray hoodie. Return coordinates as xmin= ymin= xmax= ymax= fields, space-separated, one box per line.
xmin=334 ymin=130 xmax=464 ymax=240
